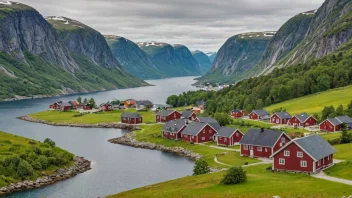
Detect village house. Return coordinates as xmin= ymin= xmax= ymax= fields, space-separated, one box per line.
xmin=271 ymin=135 xmax=336 ymax=174
xmin=60 ymin=102 xmax=72 ymax=111
xmin=231 ymin=110 xmax=246 ymax=118
xmin=196 ymin=100 xmax=206 ymax=110
xmin=101 ymin=103 xmax=113 ymax=111
xmin=270 ymin=112 xmax=292 ymax=124
xmin=319 ymin=116 xmax=352 ymax=132
xmin=49 ymin=101 xmax=62 ymax=110
xmin=181 ymin=122 xmax=217 ymax=143
xmin=121 ymin=112 xmax=143 ymax=124
xmin=124 ymin=99 xmax=136 ymax=108
xmin=191 ymin=107 xmax=201 ymax=114
xmin=216 ymin=127 xmax=243 ymax=146
xmin=68 ymin=101 xmax=79 ymax=109
xmin=197 ymin=117 xmax=221 ymax=130
xmin=181 ymin=110 xmax=198 ymax=121
xmin=249 ymin=110 xmax=270 ymax=120
xmin=77 ymin=103 xmax=91 ymax=111
xmin=156 ymin=110 xmax=182 ymax=123
xmin=162 ymin=119 xmax=189 ymax=140
xmin=151 ymin=104 xmax=172 ymax=113
xmin=288 ymin=113 xmax=317 ymax=128
xmin=239 ymin=128 xmax=291 ymax=158
xmin=135 ymin=100 xmax=153 ymax=110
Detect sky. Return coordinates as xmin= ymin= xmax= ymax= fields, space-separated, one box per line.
xmin=17 ymin=0 xmax=324 ymax=52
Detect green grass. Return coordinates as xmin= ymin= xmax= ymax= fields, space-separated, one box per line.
xmin=216 ymin=152 xmax=259 ymax=166
xmin=320 ymin=132 xmax=341 ymax=141
xmin=265 ymin=86 xmax=352 ymax=115
xmin=109 ymin=164 xmax=352 ymax=198
xmin=334 ymin=143 xmax=352 ymax=160
xmin=325 ymin=161 xmax=352 ymax=181
xmin=30 ymin=109 xmax=156 ymax=124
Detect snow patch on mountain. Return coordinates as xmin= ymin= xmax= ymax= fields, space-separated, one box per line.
xmin=0 ymin=1 xmax=12 ymax=5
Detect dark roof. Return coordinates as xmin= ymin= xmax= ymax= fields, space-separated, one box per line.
xmin=121 ymin=112 xmax=142 ymax=118
xmin=294 ymin=113 xmax=310 ymax=122
xmin=157 ymin=110 xmax=177 ymax=116
xmin=61 ymin=102 xmax=71 ymax=107
xmin=182 ymin=111 xmax=194 ymax=118
xmin=232 ymin=110 xmax=241 ymax=113
xmin=136 ymin=100 xmax=153 ymax=106
xmin=197 ymin=117 xmax=220 ymax=129
xmin=197 ymin=100 xmax=206 ymax=106
xmin=253 ymin=110 xmax=270 ymax=116
xmin=162 ymin=119 xmax=188 ymax=133
xmin=294 ymin=135 xmax=336 ymax=161
xmin=217 ymin=127 xmax=240 ymax=137
xmin=327 ymin=118 xmax=342 ymax=126
xmin=239 ymin=129 xmax=284 ymax=147
xmin=274 ymin=112 xmax=292 ymax=119
xmin=182 ymin=122 xmax=209 ymax=136
xmin=336 ymin=116 xmax=352 ymax=124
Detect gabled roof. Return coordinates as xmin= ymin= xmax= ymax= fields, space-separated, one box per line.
xmin=294 ymin=112 xmax=311 ymax=123
xmin=182 ymin=110 xmax=194 ymax=118
xmin=162 ymin=119 xmax=188 ymax=133
xmin=217 ymin=127 xmax=242 ymax=137
xmin=136 ymin=100 xmax=153 ymax=106
xmin=273 ymin=112 xmax=292 ymax=119
xmin=157 ymin=110 xmax=178 ymax=116
xmin=182 ymin=122 xmax=214 ymax=136
xmin=326 ymin=118 xmax=342 ymax=126
xmin=121 ymin=112 xmax=142 ymax=118
xmin=272 ymin=135 xmax=336 ymax=161
xmin=197 ymin=100 xmax=206 ymax=106
xmin=239 ymin=129 xmax=284 ymax=147
xmin=197 ymin=117 xmax=220 ymax=130
xmin=61 ymin=102 xmax=71 ymax=107
xmin=232 ymin=110 xmax=241 ymax=113
xmin=336 ymin=116 xmax=352 ymax=124
xmin=252 ymin=110 xmax=270 ymax=116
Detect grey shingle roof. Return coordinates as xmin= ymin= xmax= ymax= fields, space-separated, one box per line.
xmin=182 ymin=111 xmax=193 ymax=118
xmin=274 ymin=112 xmax=292 ymax=119
xmin=157 ymin=110 xmax=177 ymax=116
xmin=327 ymin=118 xmax=342 ymax=126
xmin=217 ymin=127 xmax=239 ymax=137
xmin=182 ymin=122 xmax=209 ymax=136
xmin=232 ymin=110 xmax=241 ymax=113
xmin=294 ymin=113 xmax=310 ymax=123
xmin=197 ymin=117 xmax=220 ymax=130
xmin=61 ymin=102 xmax=71 ymax=107
xmin=253 ymin=110 xmax=270 ymax=116
xmin=197 ymin=100 xmax=206 ymax=106
xmin=294 ymin=135 xmax=336 ymax=161
xmin=136 ymin=100 xmax=153 ymax=106
xmin=239 ymin=129 xmax=284 ymax=147
xmin=121 ymin=112 xmax=142 ymax=118
xmin=336 ymin=116 xmax=352 ymax=124
xmin=162 ymin=119 xmax=188 ymax=133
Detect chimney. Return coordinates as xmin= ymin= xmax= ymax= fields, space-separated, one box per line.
xmin=261 ymin=128 xmax=265 ymax=133
xmin=185 ymin=119 xmax=189 ymax=125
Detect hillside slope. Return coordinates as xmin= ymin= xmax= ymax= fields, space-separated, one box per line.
xmin=206 ymin=52 xmax=217 ymax=63
xmin=105 ymin=35 xmax=165 ymax=79
xmin=192 ymin=50 xmax=212 ymax=74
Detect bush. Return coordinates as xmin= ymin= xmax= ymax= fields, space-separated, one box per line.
xmin=26 ymin=152 xmax=38 ymax=163
xmin=17 ymin=160 xmax=33 ymax=178
xmin=43 ymin=138 xmax=56 ymax=148
xmin=42 ymin=148 xmax=55 ymax=157
xmin=31 ymin=160 xmax=42 ymax=170
xmin=47 ymin=157 xmax=57 ymax=165
xmin=328 ymin=138 xmax=341 ymax=145
xmin=28 ymin=140 xmax=37 ymax=145
xmin=32 ymin=146 xmax=42 ymax=155
xmin=4 ymin=155 xmax=21 ymax=167
xmin=38 ymin=155 xmax=49 ymax=169
xmin=221 ymin=166 xmax=247 ymax=185
xmin=193 ymin=159 xmax=210 ymax=175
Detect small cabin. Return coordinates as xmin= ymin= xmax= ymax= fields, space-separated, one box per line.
xmin=270 ymin=112 xmax=292 ymax=124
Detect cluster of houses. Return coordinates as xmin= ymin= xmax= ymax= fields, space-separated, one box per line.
xmin=232 ymin=109 xmax=352 ymax=132
xmin=49 ymin=101 xmax=91 ymax=111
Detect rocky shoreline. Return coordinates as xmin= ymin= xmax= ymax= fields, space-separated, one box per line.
xmin=18 ymin=115 xmax=139 ymax=130
xmin=0 ymin=156 xmax=91 ymax=196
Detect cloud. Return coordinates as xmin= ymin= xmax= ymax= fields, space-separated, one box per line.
xmin=17 ymin=0 xmax=324 ymax=52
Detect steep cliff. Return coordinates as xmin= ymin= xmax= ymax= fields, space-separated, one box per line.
xmin=173 ymin=45 xmax=201 ymax=75
xmin=105 ymin=35 xmax=165 ymax=79
xmin=206 ymin=52 xmax=217 ymax=63
xmin=192 ymin=50 xmax=212 ymax=74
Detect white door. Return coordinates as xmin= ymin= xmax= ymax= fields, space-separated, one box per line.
xmin=250 ymin=146 xmax=254 ymax=157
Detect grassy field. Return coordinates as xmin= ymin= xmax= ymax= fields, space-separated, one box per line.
xmin=265 ymin=85 xmax=352 ymax=115
xmin=216 ymin=152 xmax=259 ymax=166
xmin=320 ymin=132 xmax=341 ymax=141
xmin=333 ymin=143 xmax=352 ymax=160
xmin=29 ymin=109 xmax=156 ymax=124
xmin=109 ymin=164 xmax=352 ymax=198
xmin=325 ymin=161 xmax=352 ymax=180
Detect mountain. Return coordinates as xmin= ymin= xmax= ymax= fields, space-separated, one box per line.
xmin=192 ymin=50 xmax=212 ymax=74
xmin=137 ymin=42 xmax=202 ymax=77
xmin=0 ymin=3 xmax=146 ymax=101
xmin=104 ymin=35 xmax=165 ymax=79
xmin=206 ymin=52 xmax=217 ymax=63
xmin=197 ymin=32 xmax=274 ymax=84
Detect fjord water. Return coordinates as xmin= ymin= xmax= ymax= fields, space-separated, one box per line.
xmin=0 ymin=77 xmax=197 ymax=198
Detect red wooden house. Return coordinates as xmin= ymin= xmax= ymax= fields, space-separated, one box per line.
xmin=181 ymin=110 xmax=198 ymax=121
xmin=216 ymin=128 xmax=243 ymax=146
xmin=239 ymin=129 xmax=291 ymax=158
xmin=196 ymin=100 xmax=206 ymax=110
xmin=156 ymin=110 xmax=182 ymax=123
xmin=49 ymin=102 xmax=62 ymax=110
xmin=319 ymin=116 xmax=352 ymax=132
xmin=162 ymin=119 xmax=188 ymax=140
xmin=121 ymin=112 xmax=143 ymax=124
xmin=249 ymin=110 xmax=270 ymax=120
xmin=60 ymin=102 xmax=72 ymax=111
xmin=270 ymin=112 xmax=292 ymax=124
xmin=77 ymin=103 xmax=91 ymax=110
xmin=101 ymin=103 xmax=113 ymax=111
xmin=288 ymin=113 xmax=317 ymax=127
xmin=271 ymin=135 xmax=336 ymax=173
xmin=68 ymin=101 xmax=79 ymax=109
xmin=231 ymin=110 xmax=246 ymax=118
xmin=181 ymin=122 xmax=217 ymax=143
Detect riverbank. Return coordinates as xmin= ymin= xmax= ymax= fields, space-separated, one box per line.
xmin=18 ymin=115 xmax=139 ymax=130
xmin=0 ymin=156 xmax=91 ymax=196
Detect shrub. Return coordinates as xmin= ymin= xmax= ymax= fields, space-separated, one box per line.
xmin=221 ymin=166 xmax=247 ymax=185
xmin=193 ymin=159 xmax=210 ymax=175
xmin=43 ymin=138 xmax=56 ymax=148
xmin=17 ymin=160 xmax=33 ymax=178
xmin=47 ymin=157 xmax=57 ymax=165
xmin=28 ymin=140 xmax=36 ymax=145
xmin=31 ymin=160 xmax=42 ymax=170
xmin=42 ymin=148 xmax=55 ymax=157
xmin=4 ymin=155 xmax=21 ymax=167
xmin=38 ymin=156 xmax=48 ymax=169
xmin=32 ymin=146 xmax=42 ymax=155
xmin=328 ymin=138 xmax=341 ymax=145
xmin=26 ymin=152 xmax=38 ymax=163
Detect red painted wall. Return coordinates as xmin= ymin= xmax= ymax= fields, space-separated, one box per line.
xmin=240 ymin=144 xmax=272 ymax=158
xmin=61 ymin=106 xmax=71 ymax=111
xmin=181 ymin=134 xmax=196 ymax=142
xmin=162 ymin=126 xmax=186 ymax=140
xmin=218 ymin=131 xmax=243 ymax=146
xmin=303 ymin=117 xmax=317 ymax=127
xmin=121 ymin=117 xmax=142 ymax=124
xmin=182 ymin=125 xmax=216 ymax=143
xmin=273 ymin=133 xmax=291 ymax=153
xmin=156 ymin=111 xmax=182 ymax=123
xmin=271 ymin=114 xmax=290 ymax=124
xmin=288 ymin=116 xmax=301 ymax=126
xmin=231 ymin=112 xmax=243 ymax=118
xmin=320 ymin=120 xmax=340 ymax=132
xmin=249 ymin=112 xmax=259 ymax=120
xmin=315 ymin=154 xmax=334 ymax=171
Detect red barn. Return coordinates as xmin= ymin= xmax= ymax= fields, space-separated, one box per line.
xmin=319 ymin=116 xmax=352 ymax=132
xmin=270 ymin=112 xmax=292 ymax=124
xmin=271 ymin=135 xmax=336 ymax=173
xmin=216 ymin=128 xmax=243 ymax=146
xmin=181 ymin=111 xmax=198 ymax=121
xmin=162 ymin=119 xmax=188 ymax=140
xmin=239 ymin=129 xmax=291 ymax=158
xmin=49 ymin=102 xmax=62 ymax=110
xmin=60 ymin=102 xmax=72 ymax=111
xmin=249 ymin=110 xmax=270 ymax=120
xmin=121 ymin=112 xmax=143 ymax=124
xmin=77 ymin=103 xmax=91 ymax=111
xmin=156 ymin=110 xmax=181 ymax=123
xmin=181 ymin=122 xmax=217 ymax=143
xmin=101 ymin=103 xmax=113 ymax=111
xmin=231 ymin=110 xmax=244 ymax=118
xmin=288 ymin=113 xmax=317 ymax=127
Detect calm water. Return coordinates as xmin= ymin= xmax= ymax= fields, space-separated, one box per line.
xmin=0 ymin=77 xmax=198 ymax=198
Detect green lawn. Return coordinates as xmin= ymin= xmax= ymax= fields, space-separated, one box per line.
xmin=265 ymin=85 xmax=352 ymax=115
xmin=109 ymin=164 xmax=352 ymax=198
xmin=333 ymin=143 xmax=352 ymax=160
xmin=320 ymin=132 xmax=341 ymax=141
xmin=29 ymin=109 xmax=156 ymax=124
xmin=216 ymin=152 xmax=260 ymax=166
xmin=325 ymin=161 xmax=352 ymax=180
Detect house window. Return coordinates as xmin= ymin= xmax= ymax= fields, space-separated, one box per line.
xmin=257 ymin=147 xmax=262 ymax=152
xmin=219 ymin=137 xmax=222 ymax=140
xmin=284 ymin=150 xmax=290 ymax=156
xmin=203 ymin=130 xmax=205 ymax=134
xmin=209 ymin=129 xmax=212 ymax=133
xmin=318 ymin=160 xmax=321 ymax=166
xmin=300 ymin=161 xmax=307 ymax=167
xmin=174 ymin=113 xmax=176 ymax=118
xmin=224 ymin=138 xmax=227 ymax=142
xmin=236 ymin=133 xmax=239 ymax=137
xmin=244 ymin=145 xmax=248 ymax=150
xmin=279 ymin=158 xmax=285 ymax=165
xmin=328 ymin=155 xmax=331 ymax=160
xmin=281 ymin=137 xmax=286 ymax=143
xmin=297 ymin=152 xmax=303 ymax=158
xmin=202 ymin=137 xmax=205 ymax=140
xmin=265 ymin=148 xmax=268 ymax=152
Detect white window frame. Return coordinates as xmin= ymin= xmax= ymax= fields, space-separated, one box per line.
xmin=257 ymin=146 xmax=262 ymax=152
xmin=279 ymin=158 xmax=285 ymax=165
xmin=201 ymin=137 xmax=205 ymax=140
xmin=224 ymin=138 xmax=227 ymax=142
xmin=297 ymin=152 xmax=303 ymax=158
xmin=318 ymin=160 xmax=321 ymax=166
xmin=236 ymin=133 xmax=239 ymax=137
xmin=244 ymin=145 xmax=248 ymax=150
xmin=284 ymin=150 xmax=290 ymax=157
xmin=281 ymin=137 xmax=286 ymax=143
xmin=300 ymin=161 xmax=307 ymax=167
xmin=265 ymin=148 xmax=268 ymax=152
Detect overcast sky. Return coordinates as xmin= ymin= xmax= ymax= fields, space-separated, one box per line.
xmin=18 ymin=0 xmax=324 ymax=52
